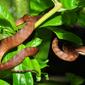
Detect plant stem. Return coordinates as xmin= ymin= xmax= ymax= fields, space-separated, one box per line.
xmin=35 ymin=1 xmax=62 ymax=28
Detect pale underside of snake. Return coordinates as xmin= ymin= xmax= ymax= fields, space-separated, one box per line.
xmin=0 ymin=15 xmax=38 ymax=71
xmin=52 ymin=38 xmax=85 ymax=62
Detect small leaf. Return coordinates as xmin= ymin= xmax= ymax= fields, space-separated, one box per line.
xmin=31 ymin=59 xmax=41 ymax=81
xmin=17 ymin=44 xmax=26 ymax=52
xmin=26 ymin=37 xmax=42 ymax=47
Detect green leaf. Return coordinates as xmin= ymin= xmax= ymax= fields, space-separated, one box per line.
xmin=26 ymin=37 xmax=42 ymax=47
xmin=13 ymin=73 xmax=33 ymax=85
xmin=41 ymin=15 xmax=62 ymax=27
xmin=2 ymin=51 xmax=17 ymax=63
xmin=12 ymin=0 xmax=29 ymax=19
xmin=39 ymin=60 xmax=49 ymax=69
xmin=17 ymin=44 xmax=26 ymax=52
xmin=77 ymin=9 xmax=85 ymax=26
xmin=0 ymin=79 xmax=10 ymax=85
xmin=78 ymin=0 xmax=85 ymax=7
xmin=35 ymin=28 xmax=52 ymax=68
xmin=0 ymin=0 xmax=10 ymax=10
xmin=62 ymin=10 xmax=78 ymax=25
xmin=60 ymin=0 xmax=78 ymax=10
xmin=0 ymin=3 xmax=16 ymax=40
xmin=2 ymin=44 xmax=34 ymax=85
xmin=13 ymin=44 xmax=34 ymax=85
xmin=0 ymin=4 xmax=16 ymax=30
xmin=13 ymin=58 xmax=34 ymax=85
xmin=29 ymin=0 xmax=53 ymax=15
xmin=31 ymin=59 xmax=41 ymax=81
xmin=50 ymin=28 xmax=83 ymax=45
xmin=66 ymin=73 xmax=85 ymax=85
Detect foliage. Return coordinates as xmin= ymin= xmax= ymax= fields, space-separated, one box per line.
xmin=0 ymin=0 xmax=85 ymax=85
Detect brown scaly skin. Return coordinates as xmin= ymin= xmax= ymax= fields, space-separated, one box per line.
xmin=0 ymin=15 xmax=37 ymax=62
xmin=52 ymin=38 xmax=79 ymax=62
xmin=0 ymin=47 xmax=38 ymax=71
xmin=0 ymin=15 xmax=39 ymax=71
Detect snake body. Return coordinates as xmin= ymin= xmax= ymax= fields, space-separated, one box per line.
xmin=52 ymin=38 xmax=79 ymax=62
xmin=0 ymin=16 xmax=36 ymax=62
xmin=0 ymin=47 xmax=38 ymax=70
xmin=0 ymin=15 xmax=85 ymax=71
xmin=0 ymin=15 xmax=38 ymax=71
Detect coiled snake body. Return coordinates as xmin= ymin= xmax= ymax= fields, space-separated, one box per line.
xmin=0 ymin=15 xmax=85 ymax=71
xmin=0 ymin=15 xmax=38 ymax=71
xmin=52 ymin=38 xmax=79 ymax=62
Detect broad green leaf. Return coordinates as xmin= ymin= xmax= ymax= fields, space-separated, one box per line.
xmin=13 ymin=37 xmax=43 ymax=85
xmin=60 ymin=0 xmax=78 ymax=10
xmin=13 ymin=45 xmax=34 ymax=85
xmin=13 ymin=72 xmax=33 ymax=85
xmin=26 ymin=37 xmax=42 ymax=47
xmin=66 ymin=73 xmax=85 ymax=85
xmin=22 ymin=57 xmax=33 ymax=70
xmin=0 ymin=70 xmax=10 ymax=78
xmin=78 ymin=0 xmax=85 ymax=7
xmin=29 ymin=0 xmax=53 ymax=15
xmin=62 ymin=10 xmax=78 ymax=25
xmin=13 ymin=58 xmax=34 ymax=85
xmin=41 ymin=15 xmax=62 ymax=27
xmin=0 ymin=4 xmax=16 ymax=30
xmin=0 ymin=0 xmax=10 ymax=10
xmin=12 ymin=0 xmax=29 ymax=19
xmin=0 ymin=79 xmax=10 ymax=85
xmin=0 ymin=3 xmax=16 ymax=40
xmin=50 ymin=28 xmax=83 ymax=45
xmin=35 ymin=29 xmax=52 ymax=68
xmin=31 ymin=59 xmax=41 ymax=81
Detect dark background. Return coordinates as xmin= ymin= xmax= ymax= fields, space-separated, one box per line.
xmin=46 ymin=26 xmax=85 ymax=78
